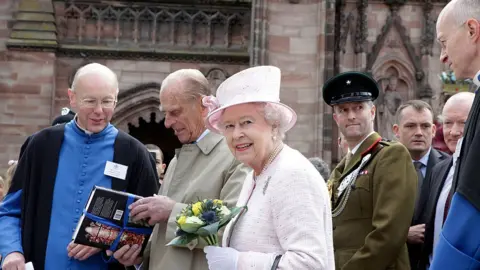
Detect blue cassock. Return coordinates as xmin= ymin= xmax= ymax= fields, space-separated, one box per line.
xmin=430 ymin=193 xmax=480 ymax=269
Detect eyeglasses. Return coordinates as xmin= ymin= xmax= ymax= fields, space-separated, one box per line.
xmin=79 ymin=98 xmax=117 ymax=109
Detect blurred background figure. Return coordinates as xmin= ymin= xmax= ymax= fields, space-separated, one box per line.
xmin=145 ymin=144 xmax=166 ymax=186
xmin=338 ymin=133 xmax=349 ymax=158
xmin=1 ymin=160 xmax=17 ymax=201
xmin=308 ymin=157 xmax=331 ymax=181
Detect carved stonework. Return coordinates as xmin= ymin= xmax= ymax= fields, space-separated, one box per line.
xmin=421 ymin=0 xmax=435 ymax=56
xmin=367 ymin=13 xmax=424 ymax=82
xmin=206 ymin=68 xmax=228 ymax=94
xmin=7 ymin=0 xmax=57 ymax=50
xmin=113 ymin=82 xmax=161 ymax=131
xmin=374 ymin=66 xmax=412 ymax=140
xmin=250 ymin=0 xmax=267 ymax=65
xmin=354 ymin=0 xmax=368 ymax=54
xmin=337 ymin=12 xmax=354 ymax=53
xmin=384 ymin=0 xmax=407 ymax=12
xmin=335 ymin=0 xmax=347 ymax=53
xmin=53 ymin=1 xmax=251 ymax=64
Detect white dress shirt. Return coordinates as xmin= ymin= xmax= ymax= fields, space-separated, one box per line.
xmin=430 ymin=137 xmax=463 ymax=264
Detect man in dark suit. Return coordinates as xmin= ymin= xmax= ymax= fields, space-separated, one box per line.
xmin=392 ymin=100 xmax=450 ymax=269
xmin=418 ymin=92 xmax=474 ymax=269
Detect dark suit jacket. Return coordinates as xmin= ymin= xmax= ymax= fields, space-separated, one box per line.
xmin=408 ymin=148 xmax=450 ymax=270
xmin=416 ymin=157 xmax=453 ymax=269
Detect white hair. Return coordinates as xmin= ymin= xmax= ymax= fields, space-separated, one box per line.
xmin=71 ymin=63 xmax=119 ymax=93
xmin=160 ymin=69 xmax=211 ymax=101
xmin=442 ymin=0 xmax=480 ymax=26
xmin=257 ymin=102 xmax=291 ymax=140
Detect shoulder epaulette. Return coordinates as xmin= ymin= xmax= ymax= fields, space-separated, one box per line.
xmin=379 ymin=138 xmax=393 ymax=147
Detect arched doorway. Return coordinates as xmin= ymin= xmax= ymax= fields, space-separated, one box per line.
xmin=112 ymin=82 xmax=181 ymax=166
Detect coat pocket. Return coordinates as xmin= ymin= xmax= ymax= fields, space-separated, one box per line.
xmin=354 ymin=175 xmax=373 ymax=218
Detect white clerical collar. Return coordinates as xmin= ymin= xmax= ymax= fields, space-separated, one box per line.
xmin=350 ymin=131 xmax=375 ymax=155
xmin=473 ymin=70 xmax=480 ymax=87
xmin=74 ymin=115 xmax=93 ymax=135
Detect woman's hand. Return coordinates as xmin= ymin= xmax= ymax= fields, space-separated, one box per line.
xmin=204 ymin=246 xmax=239 ymax=270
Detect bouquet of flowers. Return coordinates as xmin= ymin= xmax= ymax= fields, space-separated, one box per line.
xmin=166 ymin=199 xmax=246 ymax=247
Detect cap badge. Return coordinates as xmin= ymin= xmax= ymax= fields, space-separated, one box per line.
xmin=61 ymin=107 xmax=70 ymax=116
xmin=346 ymin=80 xmax=351 ymax=85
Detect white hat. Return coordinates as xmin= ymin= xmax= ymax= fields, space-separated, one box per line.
xmin=204 ymin=66 xmax=297 ymax=133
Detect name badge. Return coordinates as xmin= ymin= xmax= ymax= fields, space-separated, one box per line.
xmin=104 ymin=161 xmax=128 ymax=180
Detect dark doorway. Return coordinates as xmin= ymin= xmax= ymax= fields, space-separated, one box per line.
xmin=128 ymin=112 xmax=181 ymax=167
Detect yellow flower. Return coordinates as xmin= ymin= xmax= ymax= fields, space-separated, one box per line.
xmin=214 ymin=199 xmax=223 ymax=206
xmin=192 ymin=202 xmax=203 ymax=216
xmin=178 ymin=215 xmax=187 ymax=225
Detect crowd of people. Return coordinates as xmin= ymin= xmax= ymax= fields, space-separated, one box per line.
xmin=1 ymin=0 xmax=480 ymax=269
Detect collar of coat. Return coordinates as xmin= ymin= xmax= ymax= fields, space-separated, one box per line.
xmin=338 ymin=132 xmax=382 ymax=178
xmin=177 ymin=131 xmax=224 ymax=155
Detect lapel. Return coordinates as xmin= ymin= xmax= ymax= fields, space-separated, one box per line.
xmin=112 ymin=130 xmax=131 ymax=192
xmin=340 ymin=132 xmax=382 ymax=179
xmin=425 ymin=149 xmax=444 ymax=181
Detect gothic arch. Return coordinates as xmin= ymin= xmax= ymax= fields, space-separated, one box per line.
xmin=112 ymin=82 xmax=181 ymax=166
xmin=371 ymin=58 xmax=416 ymax=100
xmin=112 ymin=82 xmax=162 ymax=131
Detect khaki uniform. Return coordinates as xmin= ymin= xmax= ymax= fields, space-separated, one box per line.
xmin=328 ymin=132 xmax=417 ymax=270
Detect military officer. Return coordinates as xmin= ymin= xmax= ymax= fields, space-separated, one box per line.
xmin=324 ymin=71 xmax=417 ymax=270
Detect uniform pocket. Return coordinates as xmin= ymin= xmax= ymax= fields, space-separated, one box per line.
xmin=352 ymin=175 xmax=373 ymax=218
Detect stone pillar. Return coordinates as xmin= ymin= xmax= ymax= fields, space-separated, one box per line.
xmin=0 ymin=0 xmax=57 ymax=169
xmin=264 ymin=0 xmax=328 ymax=160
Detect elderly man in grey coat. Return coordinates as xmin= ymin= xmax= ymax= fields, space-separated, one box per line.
xmin=110 ymin=69 xmax=249 ymax=270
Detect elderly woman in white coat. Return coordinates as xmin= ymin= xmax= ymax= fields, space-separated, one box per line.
xmin=202 ymin=66 xmax=335 ymax=270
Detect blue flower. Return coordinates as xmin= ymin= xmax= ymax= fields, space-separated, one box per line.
xmin=201 ymin=210 xmax=218 ymax=224
xmin=176 ymin=229 xmax=187 ymax=236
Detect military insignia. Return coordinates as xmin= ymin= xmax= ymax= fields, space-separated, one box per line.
xmin=337 ymin=153 xmax=371 ymax=198
xmin=359 ymin=170 xmax=368 ymax=175
xmin=327 ymin=179 xmax=334 ymax=200
xmin=346 ymin=80 xmax=351 ymax=85
xmin=61 ymin=107 xmax=70 ymax=116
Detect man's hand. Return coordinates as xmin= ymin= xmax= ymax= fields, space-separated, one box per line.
xmin=407 ymin=224 xmax=425 ymax=244
xmin=129 ymin=195 xmax=176 ymax=225
xmin=67 ymin=242 xmax=101 ymax=261
xmin=2 ymin=252 xmax=25 ymax=270
xmin=106 ymin=244 xmax=142 ymax=266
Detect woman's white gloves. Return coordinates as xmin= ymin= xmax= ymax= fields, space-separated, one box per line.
xmin=204 ymin=246 xmax=239 ymax=270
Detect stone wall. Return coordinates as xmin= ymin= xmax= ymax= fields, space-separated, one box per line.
xmin=266 ymin=0 xmax=327 ymax=159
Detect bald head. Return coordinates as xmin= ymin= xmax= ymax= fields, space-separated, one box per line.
xmin=443 ymin=92 xmax=475 ymax=113
xmin=445 ymin=0 xmax=480 ymax=24
xmin=71 ymin=63 xmax=119 ymax=93
xmin=442 ymin=92 xmax=474 ymax=152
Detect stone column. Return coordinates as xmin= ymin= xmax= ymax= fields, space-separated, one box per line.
xmin=262 ymin=0 xmax=328 ymax=160
xmin=0 ymin=0 xmax=57 ymax=169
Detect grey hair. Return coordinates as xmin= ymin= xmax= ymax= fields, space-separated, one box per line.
xmin=443 ymin=0 xmax=480 ymax=25
xmin=71 ymin=63 xmax=119 ymax=93
xmin=160 ymin=69 xmax=211 ymax=102
xmin=308 ymin=157 xmax=330 ymax=181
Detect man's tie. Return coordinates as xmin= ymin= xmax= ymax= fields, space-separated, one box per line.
xmin=414 ymin=161 xmax=424 ymax=187
xmin=345 ymin=151 xmax=352 ymax=167
xmin=414 ymin=161 xmax=424 ymax=207
xmin=443 ymin=189 xmax=453 ymax=225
